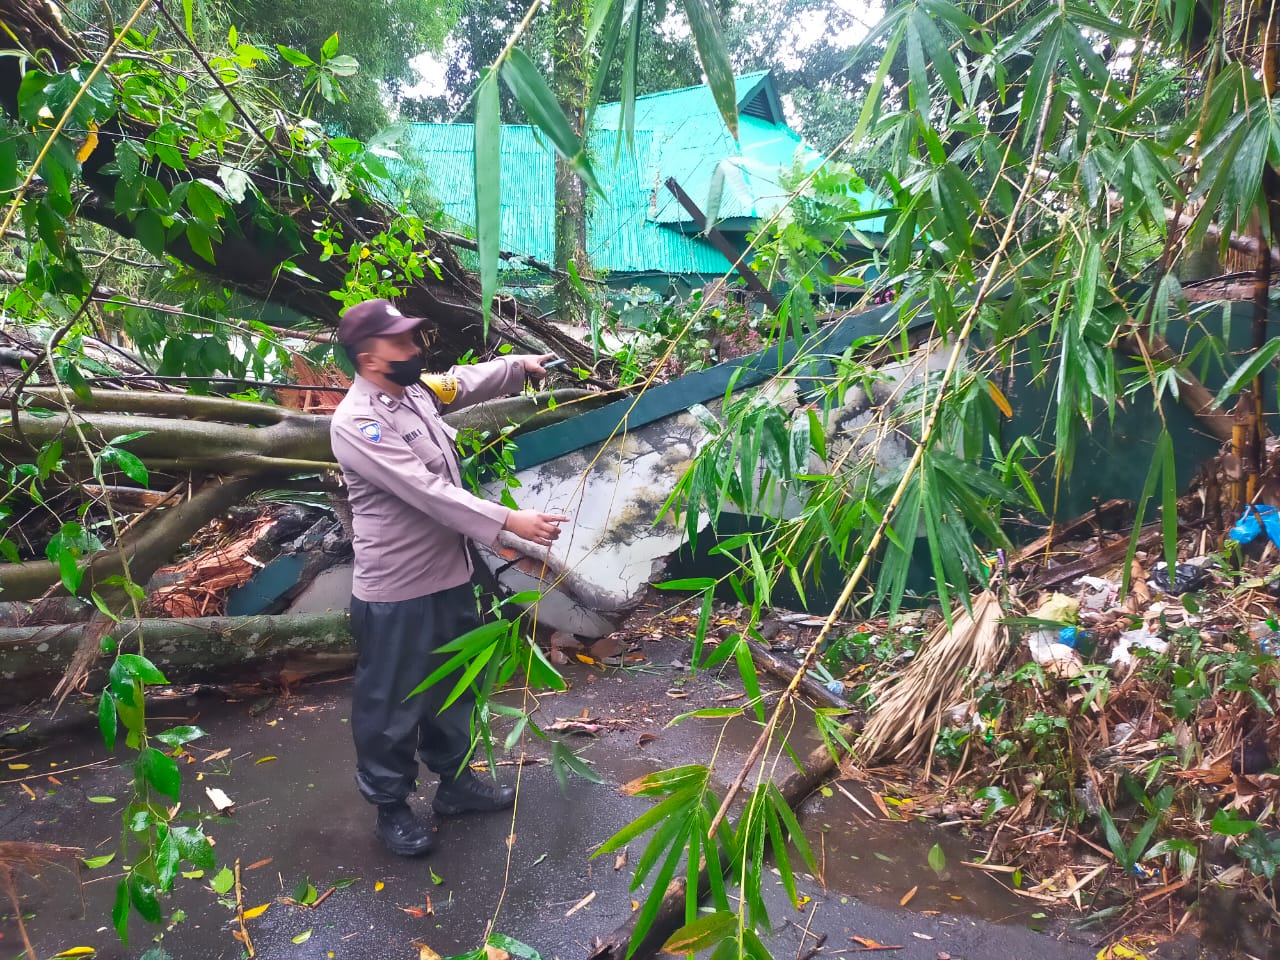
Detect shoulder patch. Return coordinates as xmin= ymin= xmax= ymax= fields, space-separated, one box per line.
xmin=358 ymin=420 xmax=382 ymax=443
xmin=422 ymin=374 xmax=458 ymax=405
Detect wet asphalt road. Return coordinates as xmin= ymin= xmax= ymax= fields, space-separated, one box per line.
xmin=0 ymin=648 xmax=1194 ymax=960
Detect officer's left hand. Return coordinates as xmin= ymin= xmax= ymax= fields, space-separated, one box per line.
xmin=521 ymin=354 xmax=558 ymax=380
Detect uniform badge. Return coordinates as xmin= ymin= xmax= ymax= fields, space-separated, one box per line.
xmin=358 ymin=421 xmax=382 ymax=443
xmin=376 ymin=392 xmax=395 ymax=408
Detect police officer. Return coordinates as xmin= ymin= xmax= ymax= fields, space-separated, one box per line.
xmin=330 ymin=298 xmax=569 ymax=857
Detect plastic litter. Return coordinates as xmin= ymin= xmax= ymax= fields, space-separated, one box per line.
xmin=1027 ymin=629 xmax=1082 ymax=677
xmin=1076 ymin=575 xmax=1117 ymax=611
xmin=1149 ymin=561 xmax=1208 ymax=595
xmin=1229 ymin=504 xmax=1280 ymax=548
xmin=1109 ymin=627 xmax=1168 ymax=666
xmin=1057 ymin=625 xmax=1096 ymax=658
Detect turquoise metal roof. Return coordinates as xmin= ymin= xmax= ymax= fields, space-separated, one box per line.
xmin=390 ymin=72 xmax=886 ymax=276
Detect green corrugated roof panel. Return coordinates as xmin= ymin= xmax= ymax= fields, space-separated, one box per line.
xmin=394 ymin=125 xmax=732 ymax=275
xmin=390 ymin=72 xmax=887 ymax=276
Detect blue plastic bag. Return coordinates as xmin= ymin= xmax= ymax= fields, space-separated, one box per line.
xmin=1230 ymin=505 xmax=1280 ymax=547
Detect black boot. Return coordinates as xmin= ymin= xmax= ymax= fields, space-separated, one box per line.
xmin=432 ymin=768 xmax=516 ymax=817
xmin=375 ymin=801 xmax=435 ymax=856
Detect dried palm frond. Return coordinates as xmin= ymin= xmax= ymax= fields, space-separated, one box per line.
xmin=1 ymin=840 xmax=84 ymax=960
xmin=859 ymin=590 xmax=1010 ymax=770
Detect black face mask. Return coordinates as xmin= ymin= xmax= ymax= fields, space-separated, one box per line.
xmin=385 ymin=356 xmax=424 ymax=387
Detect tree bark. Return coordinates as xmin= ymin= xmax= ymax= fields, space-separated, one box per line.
xmin=0 ymin=612 xmax=353 ymax=698
xmin=0 ymin=476 xmax=262 ymax=602
xmin=551 ymin=0 xmax=593 ymax=325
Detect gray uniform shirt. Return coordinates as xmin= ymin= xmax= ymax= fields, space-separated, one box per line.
xmin=330 ymin=358 xmax=526 ymax=602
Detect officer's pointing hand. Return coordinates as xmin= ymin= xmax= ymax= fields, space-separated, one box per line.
xmin=504 ymin=510 xmax=570 ymax=547
xmin=521 ymin=354 xmax=559 ymax=380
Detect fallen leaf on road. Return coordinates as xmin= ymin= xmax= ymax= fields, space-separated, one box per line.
xmin=637 ymin=734 xmax=656 ymax=747
xmin=205 ymin=787 xmax=234 ymax=812
xmin=20 ymin=783 xmax=36 ymax=799
xmin=716 ymin=693 xmax=744 ymax=702
xmin=242 ymin=903 xmax=270 ymax=920
xmin=374 ymin=881 xmax=385 ymax=892
xmin=245 ymin=858 xmax=272 ymax=871
xmin=402 ymin=907 xmax=427 ymax=918
xmin=256 ymin=756 xmax=277 ymax=764
xmin=614 ymin=847 xmax=628 ymax=871
xmin=912 ymin=933 xmax=934 ymax=940
xmin=899 ymin=886 xmax=917 ymax=906
xmin=416 ymin=944 xmax=442 ymax=960
xmin=565 ymin=891 xmax=596 ymax=917
xmin=292 ymin=929 xmax=312 ymax=944
xmin=575 ymin=654 xmax=595 ymax=665
xmin=8 ymin=762 xmax=29 ymax=770
xmin=49 ymin=949 xmax=96 ymax=957
xmin=484 ymin=946 xmax=510 ymax=960
xmin=204 ymin=748 xmax=231 ymax=762
xmin=548 ymin=720 xmax=603 ymax=735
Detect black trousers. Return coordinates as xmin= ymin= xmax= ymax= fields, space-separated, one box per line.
xmin=349 ymin=583 xmax=479 ymax=806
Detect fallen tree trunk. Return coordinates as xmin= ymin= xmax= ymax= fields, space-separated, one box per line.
xmin=0 ymin=611 xmax=352 ymax=698
xmin=0 ymin=476 xmax=261 ymax=602
xmin=586 ymin=729 xmax=854 ymax=960
xmin=746 ymin=639 xmax=853 ymax=712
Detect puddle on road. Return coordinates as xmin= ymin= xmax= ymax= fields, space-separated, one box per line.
xmin=797 ymin=794 xmax=1042 ymax=926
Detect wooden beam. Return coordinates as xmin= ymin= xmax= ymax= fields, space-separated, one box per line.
xmin=664 ymin=177 xmax=780 ymax=310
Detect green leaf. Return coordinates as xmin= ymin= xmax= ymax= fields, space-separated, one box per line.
xmin=112 ymin=879 xmax=130 ymax=944
xmin=83 ymin=852 xmax=116 ymax=868
xmin=98 ymin=689 xmax=117 ymax=751
xmin=115 ymin=654 xmax=168 ymax=686
xmin=474 ymin=70 xmax=500 ymax=333
xmin=129 ymin=873 xmax=161 ymax=923
xmin=500 ymin=49 xmax=600 ymax=193
xmin=292 ymin=929 xmax=313 ymax=945
xmin=133 ymin=211 xmax=167 ymax=258
xmin=181 ymin=0 xmax=194 ymax=36
xmin=1214 ymin=338 xmax=1280 ymax=405
xmin=326 ymin=55 xmax=359 ymax=77
xmin=101 ymin=447 xmax=149 ymax=487
xmin=155 ymin=725 xmax=206 ymax=748
xmin=277 ymin=45 xmax=314 ymax=68
xmin=185 ymin=221 xmax=217 ymax=264
xmin=928 ymin=842 xmax=946 ymax=873
xmin=139 ymin=747 xmax=181 ymax=801
xmin=679 ymin=0 xmax=738 ymax=138
xmin=666 ymin=707 xmax=743 ymax=725
xmin=1211 ymin=808 xmax=1259 ymax=837
xmin=210 ymin=866 xmax=235 ymax=895
xmin=661 ymin=911 xmax=738 ymax=953
xmin=654 ymin=577 xmax=717 ymax=591
xmin=170 ymin=825 xmax=216 ymax=870
xmin=321 ymin=32 xmax=339 ymax=59
xmin=486 ymin=933 xmax=542 ymax=960
xmin=552 ymin=740 xmax=603 ymax=786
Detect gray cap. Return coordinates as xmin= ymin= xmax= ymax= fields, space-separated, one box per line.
xmin=337 ymin=299 xmax=423 ymax=351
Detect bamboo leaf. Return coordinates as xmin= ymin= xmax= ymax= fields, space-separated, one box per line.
xmin=1214 ymin=338 xmax=1280 ymax=405
xmin=679 ymin=0 xmax=737 ymax=139
xmin=501 ymin=49 xmax=601 ymax=193
xmin=660 ymin=911 xmax=738 ymax=954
